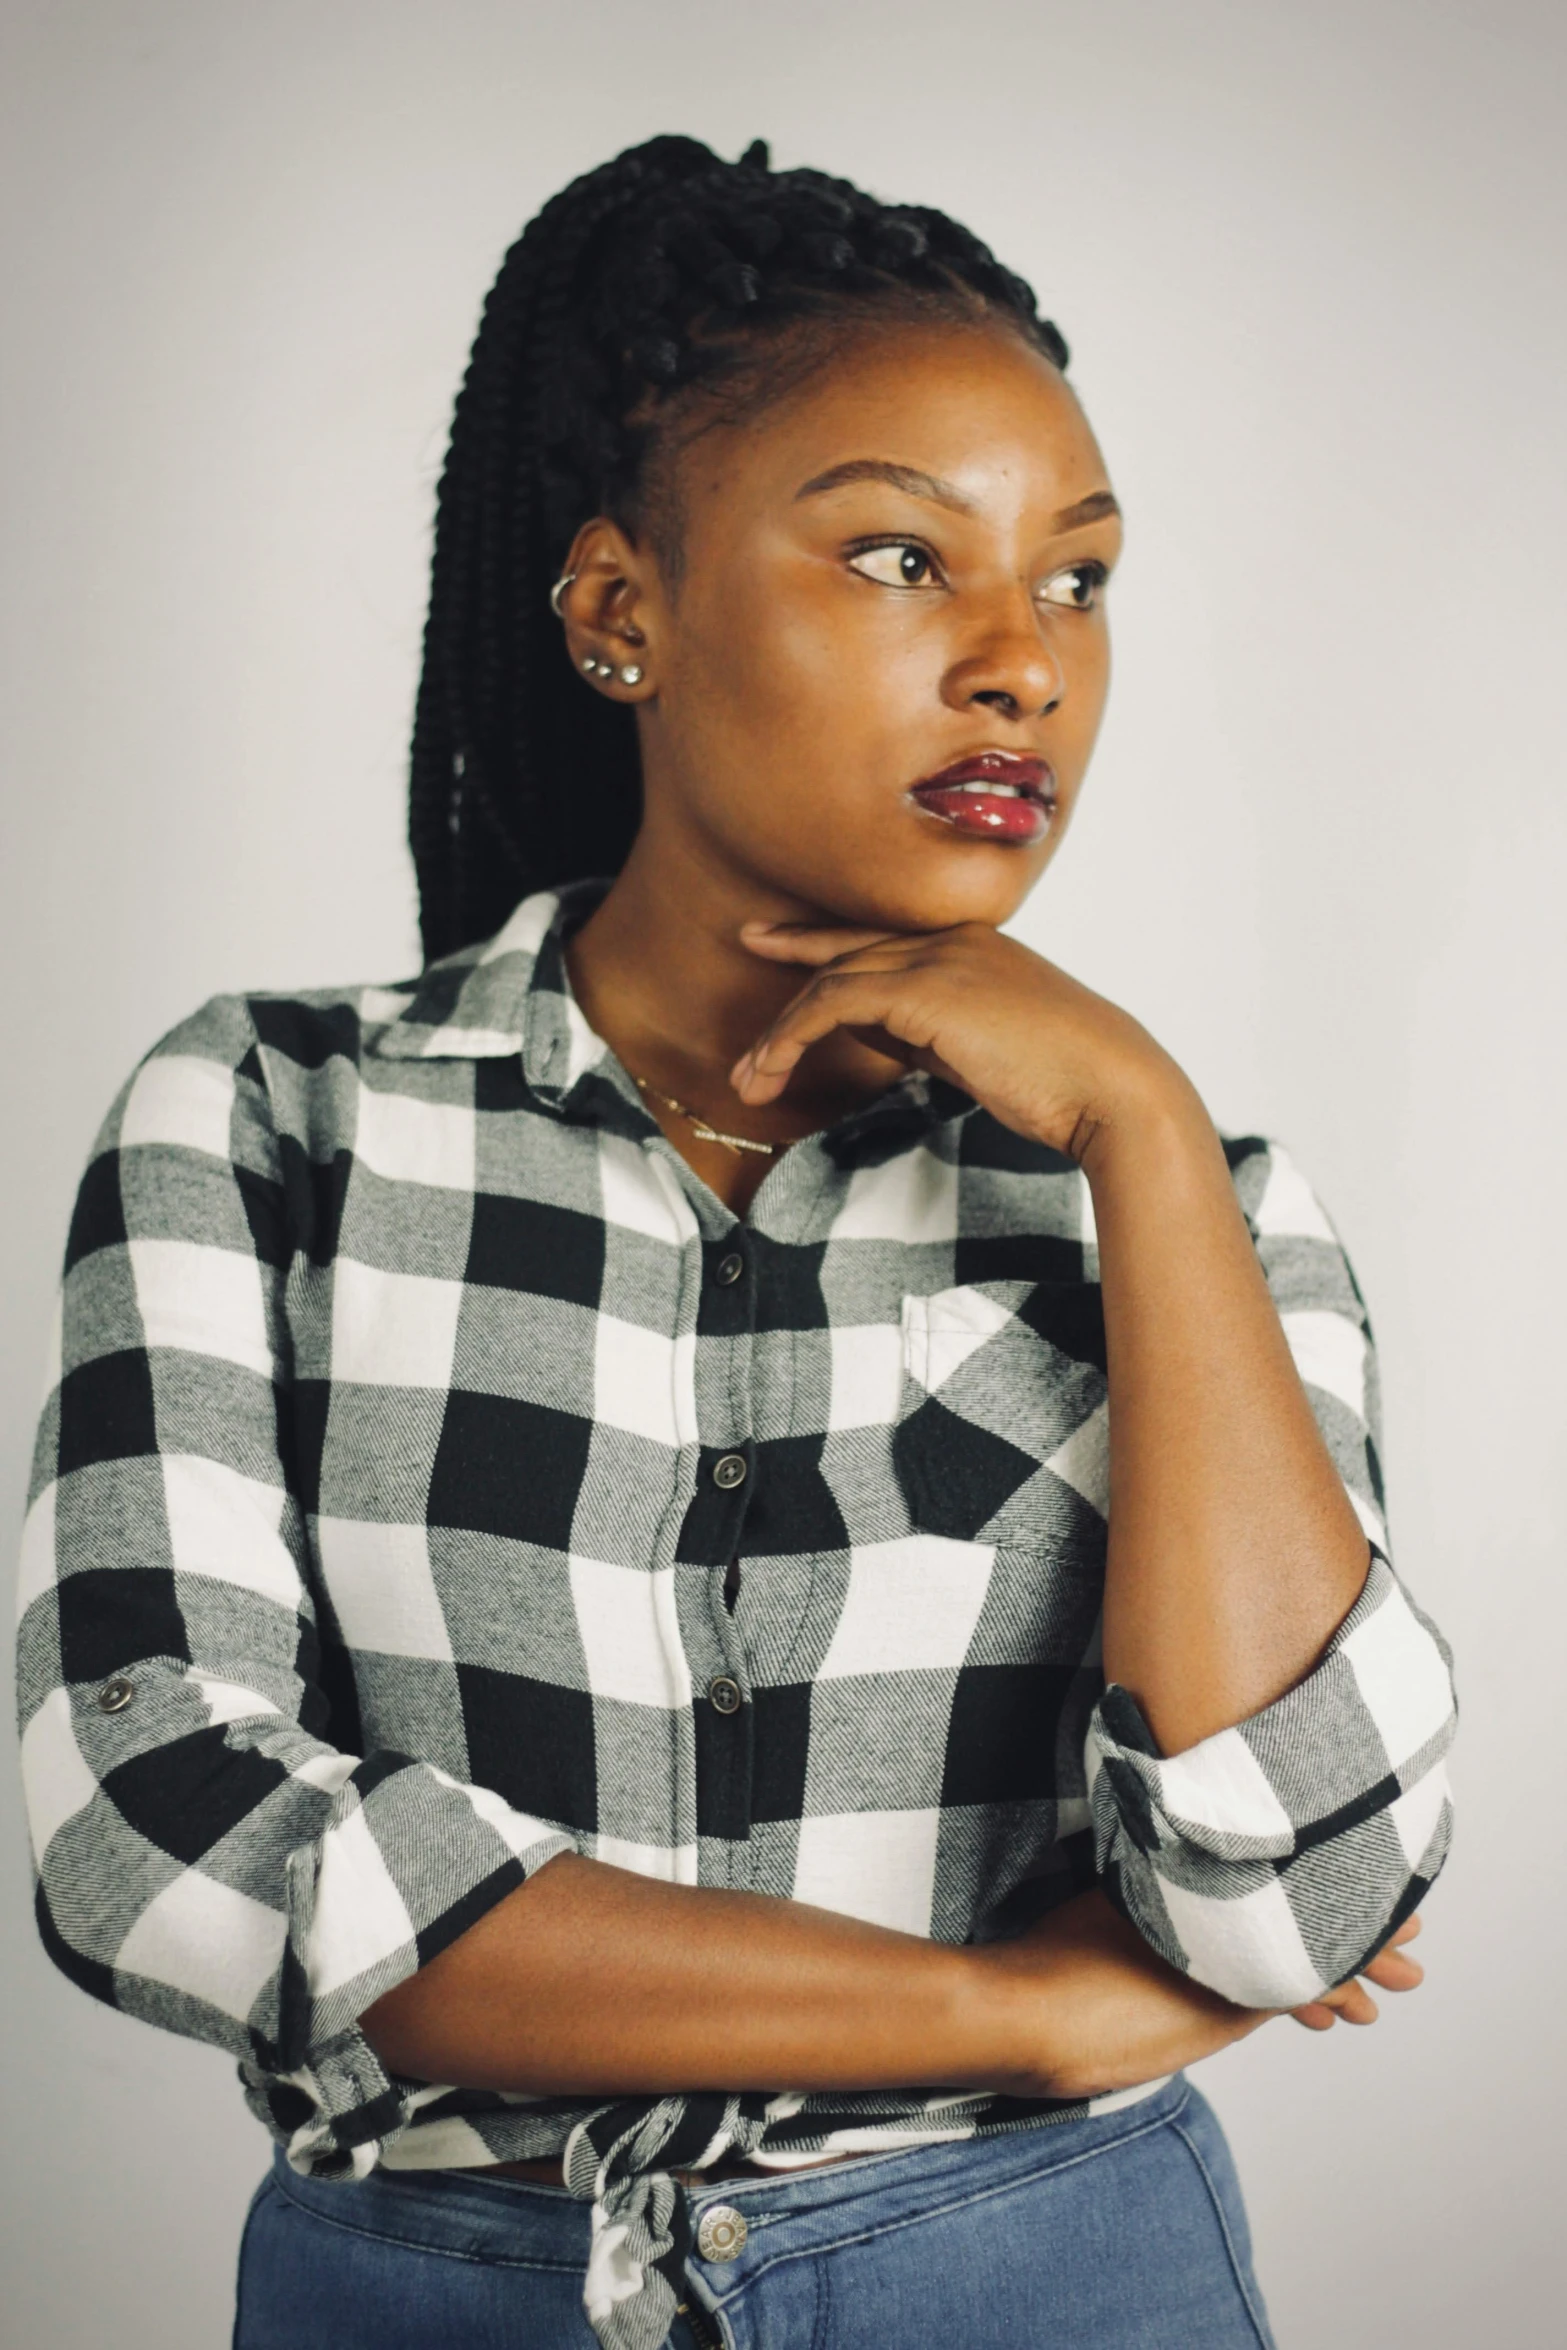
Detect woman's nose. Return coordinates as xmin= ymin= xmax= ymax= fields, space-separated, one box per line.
xmin=942 ymin=601 xmax=1063 ymax=721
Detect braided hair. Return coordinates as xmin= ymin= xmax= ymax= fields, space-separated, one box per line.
xmin=409 ymin=134 xmax=1069 ymax=961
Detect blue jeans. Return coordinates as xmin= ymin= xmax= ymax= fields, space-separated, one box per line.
xmin=234 ymin=2075 xmax=1275 ymax=2349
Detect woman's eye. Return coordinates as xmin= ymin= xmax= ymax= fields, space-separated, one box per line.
xmin=1037 ymin=560 xmax=1108 ymax=610
xmin=846 ymin=542 xmax=940 ymax=588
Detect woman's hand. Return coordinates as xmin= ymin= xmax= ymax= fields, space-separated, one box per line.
xmin=966 ymin=1888 xmax=1270 ymax=2101
xmin=1288 ymin=1912 xmax=1424 ymax=2031
xmin=966 ymin=1892 xmax=1427 ymax=2102
xmin=733 ymin=919 xmax=1182 ymax=1163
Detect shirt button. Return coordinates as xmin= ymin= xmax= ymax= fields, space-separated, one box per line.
xmin=708 ymin=1676 xmax=743 ymax=1716
xmin=712 ymin=1452 xmax=748 ymax=1490
xmin=715 ymin=1251 xmax=745 ymax=1286
xmin=696 ymin=2204 xmax=748 ymax=2262
xmin=96 ymin=1677 xmax=136 ymax=1714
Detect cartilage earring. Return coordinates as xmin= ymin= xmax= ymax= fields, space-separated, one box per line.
xmin=549 ymin=571 xmax=578 ymax=618
xmin=618 ymin=664 xmax=644 ymax=687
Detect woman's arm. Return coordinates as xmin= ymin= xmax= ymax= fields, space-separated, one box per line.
xmin=363 ymin=1854 xmax=1419 ymax=2100
xmin=736 ymin=922 xmax=1366 ymax=1749
xmin=364 ymin=1861 xmax=1418 ymax=2105
xmin=1083 ymin=1090 xmax=1367 ymax=1752
xmin=18 ymin=1000 xmax=580 ymax=2170
xmin=734 ymin=919 xmax=1457 ymax=2007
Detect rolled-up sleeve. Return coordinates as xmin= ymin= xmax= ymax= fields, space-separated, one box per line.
xmin=1085 ymin=1139 xmax=1457 ymax=2009
xmin=15 ymin=998 xmax=575 ymax=2176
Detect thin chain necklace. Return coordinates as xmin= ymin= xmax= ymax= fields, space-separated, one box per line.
xmin=632 ymin=1074 xmax=777 ymax=1158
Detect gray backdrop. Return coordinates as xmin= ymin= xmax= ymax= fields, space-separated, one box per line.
xmin=4 ymin=3 xmax=1562 ymax=2342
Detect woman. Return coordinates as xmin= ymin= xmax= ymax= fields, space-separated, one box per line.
xmin=18 ymin=137 xmax=1455 ymax=2350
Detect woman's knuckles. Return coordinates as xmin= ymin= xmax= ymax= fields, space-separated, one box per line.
xmin=737 ymin=932 xmax=1157 ymax=1155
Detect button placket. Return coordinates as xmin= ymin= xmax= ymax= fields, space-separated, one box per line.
xmin=678 ymin=1220 xmax=762 ymax=1871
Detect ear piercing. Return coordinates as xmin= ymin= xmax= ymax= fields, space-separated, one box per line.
xmin=555 ymin=574 xmax=644 ymax=687
xmin=580 ymin=656 xmax=645 ymax=687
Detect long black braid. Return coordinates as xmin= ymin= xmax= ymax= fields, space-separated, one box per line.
xmin=409 ymin=134 xmax=1068 ymax=962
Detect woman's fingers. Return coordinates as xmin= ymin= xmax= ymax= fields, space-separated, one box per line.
xmin=737 ymin=907 xmax=944 ymax=963
xmin=733 ymin=931 xmax=951 ymax=1101
xmin=1361 ymin=1945 xmax=1424 ymax=1992
xmin=1356 ymin=1912 xmax=1424 ymax=1992
xmin=733 ymin=970 xmax=945 ymax=1101
xmin=1293 ymin=1978 xmax=1380 ymax=2029
xmin=1289 ymin=1924 xmax=1429 ymax=2030
xmin=738 ymin=920 xmax=910 ymax=967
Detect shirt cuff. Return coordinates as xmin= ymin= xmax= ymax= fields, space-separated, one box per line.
xmin=261 ymin=1755 xmax=576 ymax=2174
xmin=1085 ymin=1552 xmax=1456 ymax=2007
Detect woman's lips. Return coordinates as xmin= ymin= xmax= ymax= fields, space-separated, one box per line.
xmin=908 ymin=753 xmax=1056 ymax=845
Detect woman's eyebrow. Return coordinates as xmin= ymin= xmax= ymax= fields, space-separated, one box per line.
xmin=793 ymin=461 xmax=1121 ymax=534
xmin=794 ymin=460 xmax=977 ymax=513
xmin=1051 ymin=489 xmax=1122 ymax=530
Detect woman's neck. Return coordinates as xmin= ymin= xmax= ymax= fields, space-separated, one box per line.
xmin=564 ymin=829 xmax=902 ymax=1146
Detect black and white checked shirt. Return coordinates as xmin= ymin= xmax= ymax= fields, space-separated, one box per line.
xmin=18 ymin=883 xmax=1457 ymax=2350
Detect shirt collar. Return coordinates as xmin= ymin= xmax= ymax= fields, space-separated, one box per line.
xmin=365 ymin=883 xmax=607 ymax=1085
xmin=366 ymin=881 xmax=974 ymax=1153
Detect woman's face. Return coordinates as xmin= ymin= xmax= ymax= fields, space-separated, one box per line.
xmin=615 ymin=319 xmax=1121 ymax=933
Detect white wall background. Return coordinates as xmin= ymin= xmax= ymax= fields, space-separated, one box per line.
xmin=3 ymin=3 xmax=1562 ymax=2342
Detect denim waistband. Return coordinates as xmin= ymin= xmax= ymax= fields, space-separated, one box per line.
xmin=268 ymin=2072 xmax=1190 ymax=2280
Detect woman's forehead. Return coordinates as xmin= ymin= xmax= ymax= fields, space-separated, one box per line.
xmin=683 ymin=323 xmax=1112 ymax=528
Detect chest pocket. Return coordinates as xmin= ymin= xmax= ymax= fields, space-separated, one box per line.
xmin=893 ymin=1280 xmax=1110 ymax=1551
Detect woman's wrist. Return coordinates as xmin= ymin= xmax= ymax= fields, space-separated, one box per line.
xmin=1072 ymin=1056 xmax=1220 ymax=1191
xmin=944 ymin=1907 xmax=1116 ymax=2099
xmin=950 ymin=1891 xmax=1268 ymax=2104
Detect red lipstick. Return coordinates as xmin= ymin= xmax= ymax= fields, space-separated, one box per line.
xmin=907 ymin=752 xmax=1056 ymax=845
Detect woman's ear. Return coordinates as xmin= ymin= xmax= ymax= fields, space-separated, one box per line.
xmin=552 ymin=517 xmax=661 ymax=699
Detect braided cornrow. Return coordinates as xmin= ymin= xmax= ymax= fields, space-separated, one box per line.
xmin=410 ymin=135 xmax=1068 ymax=960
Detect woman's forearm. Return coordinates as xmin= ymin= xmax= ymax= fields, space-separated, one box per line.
xmin=1086 ymin=1080 xmax=1370 ymax=1755
xmin=360 ymin=1857 xmax=1262 ymax=2103
xmin=363 ymin=1852 xmax=992 ymax=2095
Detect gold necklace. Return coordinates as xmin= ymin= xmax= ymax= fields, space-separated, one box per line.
xmin=633 ymin=1075 xmax=777 ymax=1158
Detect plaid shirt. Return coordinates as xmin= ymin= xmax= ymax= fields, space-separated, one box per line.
xmin=17 ymin=884 xmax=1456 ymax=2350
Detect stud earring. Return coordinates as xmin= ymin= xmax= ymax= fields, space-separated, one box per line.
xmin=618 ymin=664 xmax=644 ymax=687
xmin=593 ymin=661 xmax=613 ymax=679
xmin=581 ymin=655 xmax=598 ymax=674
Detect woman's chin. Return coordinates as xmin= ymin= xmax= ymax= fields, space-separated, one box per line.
xmin=768 ymin=841 xmax=1054 ymax=937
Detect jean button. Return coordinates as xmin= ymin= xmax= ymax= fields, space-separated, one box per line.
xmin=708 ymin=1676 xmax=743 ymax=1717
xmin=696 ymin=2204 xmax=748 ymax=2261
xmin=712 ymin=1452 xmax=747 ymax=1490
